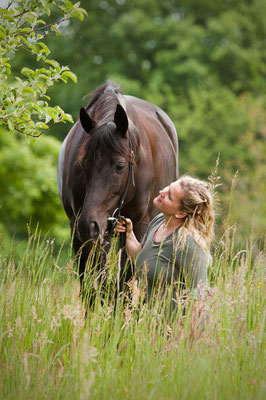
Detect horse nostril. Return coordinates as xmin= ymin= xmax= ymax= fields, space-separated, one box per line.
xmin=77 ymin=219 xmax=100 ymax=241
xmin=89 ymin=221 xmax=99 ymax=239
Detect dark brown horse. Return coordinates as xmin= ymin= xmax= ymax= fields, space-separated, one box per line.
xmin=57 ymin=81 xmax=178 ymax=296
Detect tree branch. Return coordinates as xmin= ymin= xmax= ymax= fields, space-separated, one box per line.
xmin=14 ymin=17 xmax=67 ymax=38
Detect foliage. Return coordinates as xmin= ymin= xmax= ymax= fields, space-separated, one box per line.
xmin=44 ymin=0 xmax=265 ymax=130
xmin=0 ymin=225 xmax=264 ymax=399
xmin=0 ymin=0 xmax=86 ymax=137
xmin=0 ymin=128 xmax=68 ymax=245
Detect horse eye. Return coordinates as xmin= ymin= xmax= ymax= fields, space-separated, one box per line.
xmin=115 ymin=162 xmax=125 ymax=173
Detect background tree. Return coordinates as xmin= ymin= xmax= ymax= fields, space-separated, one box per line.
xmin=0 ymin=127 xmax=67 ymax=240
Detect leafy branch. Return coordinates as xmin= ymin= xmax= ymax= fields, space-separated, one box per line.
xmin=0 ymin=0 xmax=87 ymax=138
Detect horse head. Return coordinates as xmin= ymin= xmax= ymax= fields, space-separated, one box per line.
xmin=76 ymin=104 xmax=134 ymax=243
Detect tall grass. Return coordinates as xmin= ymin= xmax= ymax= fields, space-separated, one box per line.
xmin=0 ymin=221 xmax=264 ymax=400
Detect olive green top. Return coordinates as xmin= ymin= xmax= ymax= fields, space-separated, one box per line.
xmin=136 ymin=213 xmax=208 ymax=306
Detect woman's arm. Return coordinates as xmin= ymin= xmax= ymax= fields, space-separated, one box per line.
xmin=116 ymin=218 xmax=141 ymax=259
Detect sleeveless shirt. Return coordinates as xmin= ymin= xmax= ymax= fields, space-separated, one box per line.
xmin=136 ymin=213 xmax=208 ymax=306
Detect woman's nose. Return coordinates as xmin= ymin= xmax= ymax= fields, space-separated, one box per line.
xmin=159 ymin=186 xmax=168 ymax=195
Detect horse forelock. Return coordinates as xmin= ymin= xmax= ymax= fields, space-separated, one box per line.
xmin=77 ymin=81 xmax=133 ymax=166
xmin=77 ymin=122 xmax=129 ymax=167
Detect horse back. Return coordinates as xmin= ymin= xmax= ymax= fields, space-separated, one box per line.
xmin=125 ymin=95 xmax=178 ymax=176
xmin=125 ymin=95 xmax=178 ymax=164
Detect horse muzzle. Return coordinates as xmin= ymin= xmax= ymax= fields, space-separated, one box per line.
xmin=77 ymin=218 xmax=101 ymax=242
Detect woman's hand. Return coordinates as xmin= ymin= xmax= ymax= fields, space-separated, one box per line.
xmin=116 ymin=218 xmax=133 ymax=235
xmin=115 ymin=218 xmax=141 ymax=259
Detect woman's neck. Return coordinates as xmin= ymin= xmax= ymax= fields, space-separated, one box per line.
xmin=163 ymin=215 xmax=183 ymax=231
xmin=154 ymin=215 xmax=183 ymax=243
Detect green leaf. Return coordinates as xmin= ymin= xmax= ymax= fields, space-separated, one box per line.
xmin=38 ymin=74 xmax=50 ymax=81
xmin=51 ymin=25 xmax=61 ymax=36
xmin=38 ymin=42 xmax=50 ymax=56
xmin=22 ymin=87 xmax=36 ymax=96
xmin=71 ymin=8 xmax=87 ymax=21
xmin=36 ymin=19 xmax=46 ymax=25
xmin=7 ymin=119 xmax=15 ymax=131
xmin=36 ymin=122 xmax=49 ymax=129
xmin=61 ymin=71 xmax=77 ymax=83
xmin=33 ymin=104 xmax=41 ymax=113
xmin=60 ymin=76 xmax=68 ymax=83
xmin=21 ymin=67 xmax=35 ymax=77
xmin=63 ymin=113 xmax=74 ymax=123
xmin=45 ymin=59 xmax=59 ymax=68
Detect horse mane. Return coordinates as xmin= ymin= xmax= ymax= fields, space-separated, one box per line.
xmin=77 ymin=81 xmax=128 ymax=165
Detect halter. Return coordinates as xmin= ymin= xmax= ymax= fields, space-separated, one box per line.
xmin=107 ymin=134 xmax=135 ymax=235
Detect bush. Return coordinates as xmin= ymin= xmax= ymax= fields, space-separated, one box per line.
xmin=0 ymin=128 xmax=69 ymax=247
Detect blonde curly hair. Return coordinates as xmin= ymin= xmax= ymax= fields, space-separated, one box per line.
xmin=177 ymin=175 xmax=215 ymax=254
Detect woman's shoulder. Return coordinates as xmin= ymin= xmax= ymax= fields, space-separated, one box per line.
xmin=175 ymin=230 xmax=207 ymax=257
xmin=141 ymin=213 xmax=164 ymax=245
xmin=146 ymin=213 xmax=165 ymax=234
xmin=181 ymin=232 xmax=209 ymax=263
xmin=150 ymin=213 xmax=165 ymax=227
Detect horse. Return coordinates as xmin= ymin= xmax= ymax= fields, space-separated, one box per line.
xmin=57 ymin=81 xmax=178 ymax=300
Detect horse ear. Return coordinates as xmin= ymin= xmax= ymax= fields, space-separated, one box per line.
xmin=114 ymin=104 xmax=128 ymax=136
xmin=79 ymin=108 xmax=96 ymax=134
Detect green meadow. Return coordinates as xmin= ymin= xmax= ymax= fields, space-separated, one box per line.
xmin=0 ymin=223 xmax=264 ymax=400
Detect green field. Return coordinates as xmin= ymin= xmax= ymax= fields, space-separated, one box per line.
xmin=0 ymin=225 xmax=264 ymax=400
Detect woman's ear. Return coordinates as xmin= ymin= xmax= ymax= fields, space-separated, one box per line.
xmin=175 ymin=212 xmax=187 ymax=219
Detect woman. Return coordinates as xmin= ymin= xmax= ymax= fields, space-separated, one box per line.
xmin=116 ymin=175 xmax=215 ymax=311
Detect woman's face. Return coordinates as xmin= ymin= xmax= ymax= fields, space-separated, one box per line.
xmin=153 ymin=181 xmax=184 ymax=217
